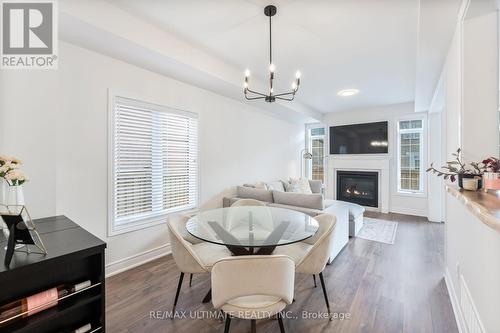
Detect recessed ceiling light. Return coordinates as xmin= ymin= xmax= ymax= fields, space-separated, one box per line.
xmin=337 ymin=89 xmax=360 ymax=97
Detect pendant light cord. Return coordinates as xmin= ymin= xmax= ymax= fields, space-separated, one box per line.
xmin=269 ymin=14 xmax=272 ymax=65
xmin=269 ymin=14 xmax=273 ymax=95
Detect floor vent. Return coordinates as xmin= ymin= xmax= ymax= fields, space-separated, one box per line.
xmin=459 ymin=275 xmax=485 ymax=333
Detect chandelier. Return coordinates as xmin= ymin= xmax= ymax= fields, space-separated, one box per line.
xmin=244 ymin=5 xmax=301 ymax=103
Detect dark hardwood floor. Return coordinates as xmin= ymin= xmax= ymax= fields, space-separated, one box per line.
xmin=106 ymin=212 xmax=458 ymax=333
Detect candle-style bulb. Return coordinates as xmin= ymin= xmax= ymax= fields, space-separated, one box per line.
xmin=295 ymin=70 xmax=301 ymax=79
xmin=245 ymin=69 xmax=250 ymax=77
xmin=269 ymin=63 xmax=276 ymax=73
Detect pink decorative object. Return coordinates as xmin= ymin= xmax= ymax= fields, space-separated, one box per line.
xmin=26 ymin=288 xmax=58 ymax=316
xmin=483 ymin=172 xmax=500 ymax=190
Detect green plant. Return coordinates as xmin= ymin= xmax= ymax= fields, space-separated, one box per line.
xmin=426 ymin=148 xmax=483 ymax=183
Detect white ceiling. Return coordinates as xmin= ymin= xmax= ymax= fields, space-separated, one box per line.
xmin=108 ymin=0 xmax=421 ymax=113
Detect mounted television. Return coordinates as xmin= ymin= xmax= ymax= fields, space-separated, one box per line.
xmin=329 ymin=121 xmax=388 ymax=154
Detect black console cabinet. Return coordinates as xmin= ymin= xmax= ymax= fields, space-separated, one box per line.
xmin=0 ymin=216 xmax=106 ymax=333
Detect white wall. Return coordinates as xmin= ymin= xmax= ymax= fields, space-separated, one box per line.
xmin=323 ymin=102 xmax=428 ymax=217
xmin=0 ymin=42 xmax=304 ymax=275
xmin=435 ymin=4 xmax=500 ymax=332
xmin=462 ymin=11 xmax=499 ymax=160
xmin=428 ymin=76 xmax=445 ymax=222
xmin=0 ymin=71 xmax=58 ymax=218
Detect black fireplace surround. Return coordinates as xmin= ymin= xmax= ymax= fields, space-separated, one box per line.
xmin=337 ymin=171 xmax=378 ymax=207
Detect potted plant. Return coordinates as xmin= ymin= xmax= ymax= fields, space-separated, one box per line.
xmin=427 ymin=148 xmax=483 ymax=190
xmin=482 ymin=157 xmax=500 ymax=191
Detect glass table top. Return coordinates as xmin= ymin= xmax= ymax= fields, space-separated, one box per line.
xmin=186 ymin=206 xmax=319 ymax=248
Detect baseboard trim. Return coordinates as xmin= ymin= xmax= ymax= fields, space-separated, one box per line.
xmin=444 ymin=268 xmax=466 ymax=333
xmin=389 ymin=206 xmax=427 ymax=217
xmin=105 ymin=243 xmax=171 ymax=278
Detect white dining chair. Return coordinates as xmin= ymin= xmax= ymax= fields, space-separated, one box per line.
xmin=211 ymin=255 xmax=295 ymax=333
xmin=273 ymin=213 xmax=336 ymax=320
xmin=231 ymin=198 xmax=266 ymax=207
xmin=167 ymin=214 xmax=232 ymax=313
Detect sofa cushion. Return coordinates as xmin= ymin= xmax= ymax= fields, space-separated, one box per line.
xmin=268 ymin=203 xmax=322 ymax=217
xmin=266 ymin=180 xmax=286 ymax=192
xmin=272 ymin=190 xmax=323 ymax=210
xmin=308 ymin=180 xmax=323 ymax=194
xmin=285 ymin=178 xmax=312 ymax=194
xmin=237 ymin=186 xmax=273 ymax=203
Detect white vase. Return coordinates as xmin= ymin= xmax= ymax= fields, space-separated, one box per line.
xmin=1 ymin=182 xmax=25 ymax=206
xmin=0 ymin=181 xmax=25 ymax=240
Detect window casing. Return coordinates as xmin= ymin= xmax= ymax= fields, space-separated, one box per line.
xmin=306 ymin=125 xmax=326 ymax=182
xmin=397 ymin=119 xmax=424 ymax=194
xmin=109 ymin=95 xmax=198 ymax=235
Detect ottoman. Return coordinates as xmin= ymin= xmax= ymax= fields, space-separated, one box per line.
xmin=325 ymin=200 xmax=365 ymax=237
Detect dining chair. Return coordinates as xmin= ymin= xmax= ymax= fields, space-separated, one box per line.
xmin=167 ymin=214 xmax=232 ymax=313
xmin=230 ymin=198 xmax=266 ymax=207
xmin=273 ymin=213 xmax=336 ymax=320
xmin=212 ymin=255 xmax=295 ymax=333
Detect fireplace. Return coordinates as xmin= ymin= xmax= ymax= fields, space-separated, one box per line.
xmin=337 ymin=171 xmax=378 ymax=207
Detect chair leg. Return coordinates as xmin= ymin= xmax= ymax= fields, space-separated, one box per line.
xmin=313 ymin=274 xmax=317 ymax=288
xmin=202 ymin=288 xmax=212 ymax=303
xmin=250 ymin=319 xmax=256 ymax=333
xmin=189 ymin=273 xmax=193 ymax=287
xmin=277 ymin=312 xmax=286 ymax=333
xmin=218 ymin=309 xmax=224 ymax=322
xmin=172 ymin=272 xmax=184 ymax=315
xmin=223 ymin=314 xmax=232 ymax=333
xmin=318 ymin=272 xmax=332 ymax=321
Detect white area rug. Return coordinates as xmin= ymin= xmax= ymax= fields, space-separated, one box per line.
xmin=357 ymin=217 xmax=398 ymax=244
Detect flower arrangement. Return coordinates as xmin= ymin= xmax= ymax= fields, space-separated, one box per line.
xmin=426 ymin=148 xmax=482 ymax=182
xmin=0 ymin=156 xmax=28 ymax=186
xmin=482 ymin=157 xmax=500 ymax=173
xmin=482 ymin=157 xmax=500 ymax=190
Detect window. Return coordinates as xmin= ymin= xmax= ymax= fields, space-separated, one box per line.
xmin=397 ymin=119 xmax=423 ymax=193
xmin=307 ymin=126 xmax=326 ymax=182
xmin=109 ymin=95 xmax=198 ymax=235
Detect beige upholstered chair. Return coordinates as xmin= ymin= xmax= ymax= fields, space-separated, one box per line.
xmin=273 ymin=213 xmax=336 ymax=320
xmin=167 ymin=214 xmax=232 ymax=313
xmin=230 ymin=198 xmax=266 ymax=207
xmin=212 ymin=255 xmax=295 ymax=333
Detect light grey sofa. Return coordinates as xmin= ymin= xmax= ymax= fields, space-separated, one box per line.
xmin=222 ymin=180 xmax=365 ymax=261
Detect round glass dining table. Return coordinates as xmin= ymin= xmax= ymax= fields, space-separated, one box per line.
xmin=186 ymin=206 xmax=319 ymax=256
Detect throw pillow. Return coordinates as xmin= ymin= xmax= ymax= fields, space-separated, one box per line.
xmin=254 ymin=182 xmax=268 ymax=190
xmin=285 ymin=180 xmax=300 ymax=192
xmin=287 ymin=178 xmax=313 ymax=194
xmin=266 ymin=180 xmax=285 ymax=192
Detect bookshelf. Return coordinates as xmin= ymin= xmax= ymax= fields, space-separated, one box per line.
xmin=0 ymin=216 xmax=106 ymax=333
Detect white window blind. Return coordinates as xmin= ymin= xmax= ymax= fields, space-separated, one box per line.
xmin=397 ymin=119 xmax=423 ymax=193
xmin=307 ymin=126 xmax=326 ymax=182
xmin=111 ymin=96 xmax=198 ymax=233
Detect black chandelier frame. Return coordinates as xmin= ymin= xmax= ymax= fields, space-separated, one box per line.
xmin=244 ymin=5 xmax=301 ymax=103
